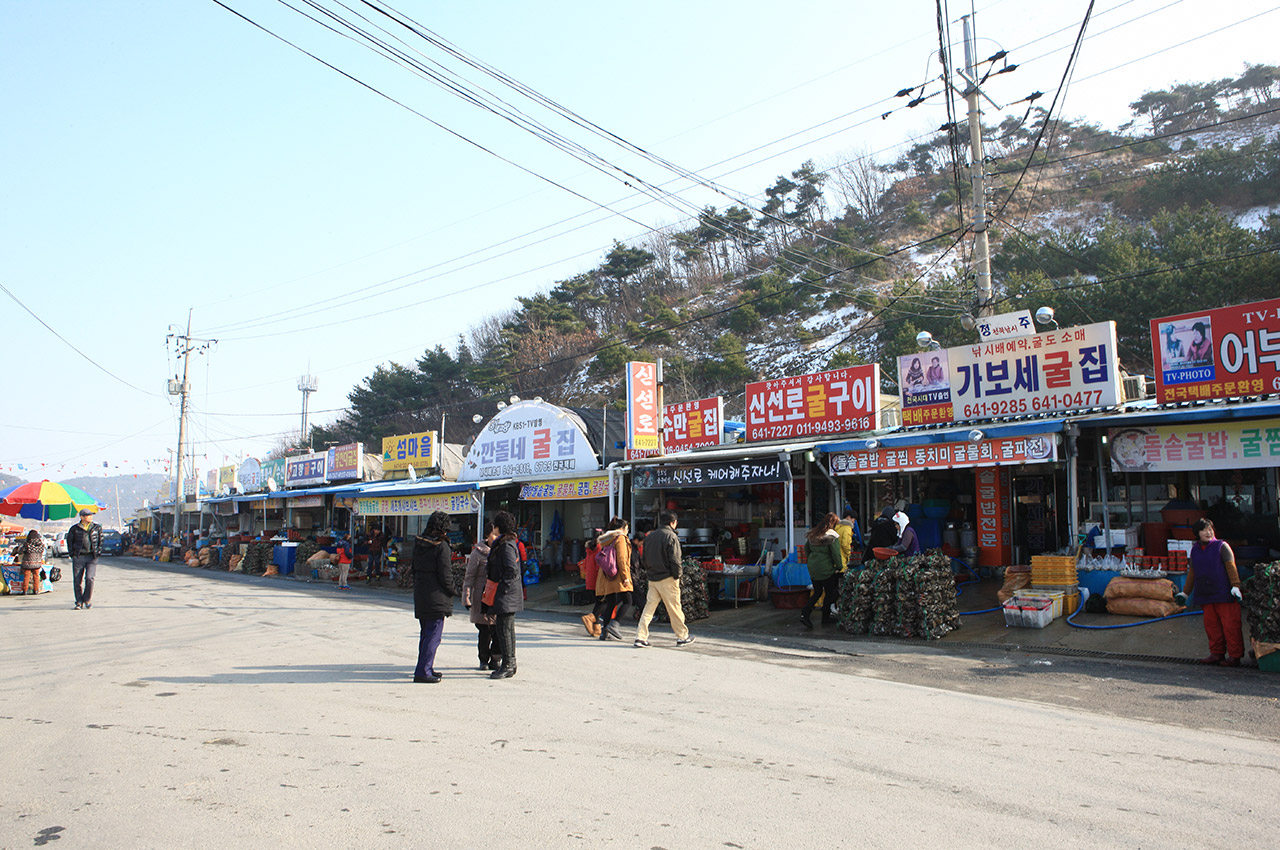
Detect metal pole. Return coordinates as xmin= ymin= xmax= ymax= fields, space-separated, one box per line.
xmin=961 ymin=14 xmax=994 ymax=317
xmin=1066 ymin=427 xmax=1080 ymax=549
xmin=656 ymin=358 xmax=665 ymax=454
xmin=1097 ymin=434 xmax=1112 ymax=554
xmin=172 ymin=310 xmax=192 ymax=539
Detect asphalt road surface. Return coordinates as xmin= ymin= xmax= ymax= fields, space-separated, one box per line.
xmin=3 ymin=559 xmax=1277 ymax=849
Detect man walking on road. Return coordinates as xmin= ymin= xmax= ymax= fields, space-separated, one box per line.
xmin=67 ymin=508 xmax=103 ymax=610
xmin=635 ymin=511 xmax=694 ymax=648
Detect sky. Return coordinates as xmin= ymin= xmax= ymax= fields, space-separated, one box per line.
xmin=1 ymin=0 xmax=1275 ymax=487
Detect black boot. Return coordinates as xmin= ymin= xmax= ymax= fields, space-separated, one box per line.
xmin=491 ymin=616 xmax=517 ymax=679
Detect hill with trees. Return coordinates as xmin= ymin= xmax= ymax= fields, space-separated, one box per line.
xmin=311 ymin=64 xmax=1280 ymax=450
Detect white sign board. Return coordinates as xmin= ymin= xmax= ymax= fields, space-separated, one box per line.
xmin=460 ymin=400 xmax=599 ymax=482
xmin=976 ymin=309 xmax=1034 ymax=342
xmin=899 ymin=321 xmax=1123 ymax=426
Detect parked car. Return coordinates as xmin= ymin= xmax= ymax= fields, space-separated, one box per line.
xmin=101 ymin=529 xmax=123 ymax=556
xmin=51 ymin=532 xmax=68 ymax=557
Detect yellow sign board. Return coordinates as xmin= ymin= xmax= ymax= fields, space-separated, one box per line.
xmin=381 ymin=431 xmax=437 ymax=471
xmin=519 ymin=475 xmax=609 ymax=501
xmin=355 ymin=492 xmax=474 ymax=516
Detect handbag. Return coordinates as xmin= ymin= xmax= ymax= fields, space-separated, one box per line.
xmin=49 ymin=566 xmax=61 ymax=582
xmin=482 ymin=579 xmax=499 ymax=606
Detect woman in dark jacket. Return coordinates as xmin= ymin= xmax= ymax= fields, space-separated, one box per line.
xmin=485 ymin=510 xmax=524 ymax=680
xmin=411 ymin=511 xmax=457 ymax=684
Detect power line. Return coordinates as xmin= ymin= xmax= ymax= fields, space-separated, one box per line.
xmin=0 ymin=282 xmax=162 ymax=398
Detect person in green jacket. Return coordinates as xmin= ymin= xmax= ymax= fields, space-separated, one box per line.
xmin=801 ymin=512 xmax=844 ymax=629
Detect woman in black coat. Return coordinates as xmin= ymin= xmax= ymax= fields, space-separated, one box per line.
xmin=486 ymin=510 xmax=524 ymax=680
xmin=411 ymin=511 xmax=457 ymax=684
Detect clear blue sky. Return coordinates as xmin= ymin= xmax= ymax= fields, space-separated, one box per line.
xmin=2 ymin=0 xmax=1273 ymax=487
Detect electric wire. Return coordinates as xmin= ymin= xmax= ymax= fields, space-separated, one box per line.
xmin=0 ymin=282 xmax=162 ymax=398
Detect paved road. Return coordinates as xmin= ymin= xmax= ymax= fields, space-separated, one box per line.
xmin=3 ymin=559 xmax=1277 ymax=849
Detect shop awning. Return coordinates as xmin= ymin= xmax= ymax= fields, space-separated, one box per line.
xmin=817 ymin=418 xmax=1067 ymax=453
xmin=1075 ymin=399 xmax=1280 ymax=429
xmin=612 ymin=440 xmax=818 ymax=466
xmin=353 ymin=478 xmax=477 ymax=497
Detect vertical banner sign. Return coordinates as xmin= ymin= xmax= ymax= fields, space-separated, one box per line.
xmin=625 ymin=397 xmax=724 ymax=459
xmin=901 ymin=321 xmax=1122 ymax=426
xmin=975 ymin=467 xmax=1013 ymax=568
xmin=626 ymin=361 xmax=660 ymax=452
xmin=1150 ymin=297 xmax=1280 ymax=403
xmin=745 ymin=365 xmax=880 ymax=441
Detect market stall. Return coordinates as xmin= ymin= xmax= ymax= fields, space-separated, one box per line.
xmin=821 ymin=421 xmax=1068 ymax=568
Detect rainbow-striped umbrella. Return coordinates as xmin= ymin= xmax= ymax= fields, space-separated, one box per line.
xmin=0 ymin=480 xmax=103 ymax=521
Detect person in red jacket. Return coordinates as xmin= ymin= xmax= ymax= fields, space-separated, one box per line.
xmin=578 ymin=537 xmax=601 ymax=637
xmin=1176 ymin=518 xmax=1244 ymax=666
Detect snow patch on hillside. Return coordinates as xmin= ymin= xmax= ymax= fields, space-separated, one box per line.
xmin=1237 ymin=204 xmax=1280 ymax=230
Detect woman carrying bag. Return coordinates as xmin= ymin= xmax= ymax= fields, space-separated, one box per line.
xmin=464 ymin=520 xmax=501 ymax=670
xmin=485 ymin=511 xmax=524 ymax=680
xmin=16 ymin=530 xmax=46 ymax=596
xmin=593 ymin=517 xmax=634 ymax=642
xmin=411 ymin=511 xmax=458 ymax=684
xmin=801 ymin=513 xmax=844 ymax=629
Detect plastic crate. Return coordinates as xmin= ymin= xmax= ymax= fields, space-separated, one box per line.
xmin=1014 ymin=590 xmax=1064 ymax=619
xmin=1003 ymin=598 xmax=1054 ymax=628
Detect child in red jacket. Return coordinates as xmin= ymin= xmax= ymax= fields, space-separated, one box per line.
xmin=579 ymin=537 xmax=600 ymax=637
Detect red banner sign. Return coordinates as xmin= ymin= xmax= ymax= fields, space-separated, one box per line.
xmin=975 ymin=467 xmax=1013 ymax=567
xmin=827 ymin=434 xmax=1057 ymax=476
xmin=626 ymin=361 xmax=660 ymax=451
xmin=1150 ymin=297 xmax=1280 ymax=404
xmin=626 ymin=397 xmax=724 ymax=459
xmin=745 ymin=365 xmax=880 ymax=442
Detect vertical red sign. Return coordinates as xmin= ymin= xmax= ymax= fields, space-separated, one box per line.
xmin=626 ymin=361 xmax=660 ymax=452
xmin=975 ymin=467 xmax=1013 ymax=567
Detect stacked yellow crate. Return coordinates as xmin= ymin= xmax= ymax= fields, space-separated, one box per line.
xmin=1030 ymin=555 xmax=1080 ymax=616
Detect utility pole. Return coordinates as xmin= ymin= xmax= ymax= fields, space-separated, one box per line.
xmin=167 ymin=310 xmax=215 ymax=539
xmin=961 ymin=13 xmax=994 ymax=317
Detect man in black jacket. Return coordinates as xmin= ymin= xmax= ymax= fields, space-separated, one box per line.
xmin=634 ymin=511 xmax=695 ymax=648
xmin=66 ymin=508 xmax=103 ymax=609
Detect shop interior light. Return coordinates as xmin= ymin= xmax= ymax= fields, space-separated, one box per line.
xmin=472 ymin=414 xmax=483 ymax=424
xmin=864 ymin=438 xmax=880 ymax=450
xmin=968 ymin=429 xmax=985 ymax=442
xmin=534 ymin=396 xmax=543 ymax=403
xmin=496 ymin=402 xmax=507 ymax=410
xmin=509 ymin=395 xmax=521 ymax=404
xmin=805 ymin=450 xmax=815 ymax=463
